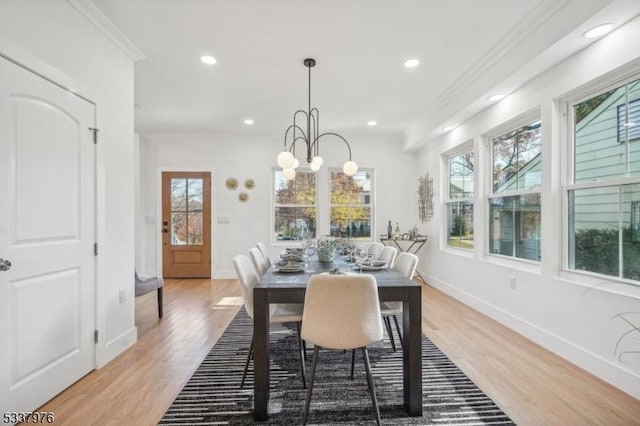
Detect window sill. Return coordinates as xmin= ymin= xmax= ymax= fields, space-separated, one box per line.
xmin=441 ymin=246 xmax=474 ymax=259
xmin=559 ymin=269 xmax=640 ymax=297
xmin=482 ymin=253 xmax=541 ymax=274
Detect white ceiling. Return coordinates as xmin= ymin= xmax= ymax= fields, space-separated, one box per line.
xmin=89 ymin=0 xmax=640 ymax=149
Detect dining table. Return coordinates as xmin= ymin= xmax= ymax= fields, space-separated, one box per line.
xmin=253 ymin=253 xmax=423 ymax=421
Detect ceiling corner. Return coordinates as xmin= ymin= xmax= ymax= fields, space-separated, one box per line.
xmin=66 ymin=0 xmax=147 ymax=61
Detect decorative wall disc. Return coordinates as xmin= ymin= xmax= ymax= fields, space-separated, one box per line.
xmin=238 ymin=192 xmax=249 ymax=202
xmin=225 ymin=177 xmax=238 ymax=190
xmin=244 ymin=179 xmax=255 ymax=190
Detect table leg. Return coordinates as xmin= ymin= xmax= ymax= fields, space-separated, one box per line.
xmin=253 ymin=288 xmax=270 ymax=421
xmin=403 ymin=286 xmax=423 ymax=416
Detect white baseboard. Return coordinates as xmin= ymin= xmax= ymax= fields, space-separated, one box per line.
xmin=96 ymin=326 xmax=137 ymax=368
xmin=213 ymin=270 xmax=236 ymax=279
xmin=420 ymin=269 xmax=640 ymax=400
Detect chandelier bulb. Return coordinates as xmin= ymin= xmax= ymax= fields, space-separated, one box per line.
xmin=343 ymin=160 xmax=358 ymax=176
xmin=311 ymin=155 xmax=323 ymax=167
xmin=292 ymin=158 xmax=300 ymax=169
xmin=282 ymin=168 xmax=296 ymax=180
xmin=277 ymin=151 xmax=295 ymax=168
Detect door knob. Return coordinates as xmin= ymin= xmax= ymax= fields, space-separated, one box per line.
xmin=0 ymin=258 xmax=11 ymax=272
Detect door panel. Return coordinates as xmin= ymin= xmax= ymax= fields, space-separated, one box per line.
xmin=12 ymin=96 xmax=80 ymax=241
xmin=0 ymin=58 xmax=95 ymax=414
xmin=162 ymin=172 xmax=211 ymax=278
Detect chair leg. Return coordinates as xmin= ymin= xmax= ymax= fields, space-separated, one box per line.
xmin=295 ymin=322 xmax=307 ymax=389
xmin=303 ymin=346 xmax=320 ymax=425
xmin=361 ymin=347 xmax=381 ymax=426
xmin=350 ymin=349 xmax=356 ymax=380
xmin=240 ymin=337 xmax=254 ymax=389
xmin=392 ymin=315 xmax=403 ymax=349
xmin=157 ymin=287 xmax=163 ymax=319
xmin=384 ymin=316 xmax=396 ymax=351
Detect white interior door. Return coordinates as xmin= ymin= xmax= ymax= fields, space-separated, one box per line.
xmin=0 ymin=57 xmax=96 ymax=415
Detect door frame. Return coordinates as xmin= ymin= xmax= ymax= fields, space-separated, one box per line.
xmin=155 ymin=166 xmax=216 ymax=278
xmin=0 ymin=44 xmax=100 ymax=370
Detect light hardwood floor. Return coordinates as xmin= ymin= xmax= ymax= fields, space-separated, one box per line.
xmin=37 ymin=278 xmax=640 ymax=425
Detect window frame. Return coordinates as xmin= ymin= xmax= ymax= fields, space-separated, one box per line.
xmin=563 ymin=73 xmax=640 ymax=285
xmin=272 ymin=167 xmax=319 ymax=244
xmin=327 ymin=167 xmax=375 ymax=241
xmin=486 ymin=113 xmax=543 ymax=263
xmin=444 ymin=143 xmax=474 ymax=251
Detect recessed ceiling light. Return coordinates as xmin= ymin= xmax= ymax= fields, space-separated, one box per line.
xmin=487 ymin=94 xmax=505 ymax=102
xmin=582 ymin=23 xmax=614 ymax=39
xmin=443 ymin=126 xmax=455 ymax=132
xmin=404 ymin=59 xmax=420 ymax=68
xmin=367 ymin=120 xmax=377 ymax=126
xmin=244 ymin=119 xmax=254 ymax=125
xmin=200 ymin=55 xmax=217 ymax=65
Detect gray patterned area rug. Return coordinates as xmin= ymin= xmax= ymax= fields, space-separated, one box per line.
xmin=159 ymin=309 xmax=515 ymax=425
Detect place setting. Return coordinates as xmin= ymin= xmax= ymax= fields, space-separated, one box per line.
xmin=272 ymin=247 xmax=309 ymax=273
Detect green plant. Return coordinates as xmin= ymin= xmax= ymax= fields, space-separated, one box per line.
xmin=451 ymin=214 xmax=467 ymax=237
xmin=574 ymin=226 xmax=640 ymax=280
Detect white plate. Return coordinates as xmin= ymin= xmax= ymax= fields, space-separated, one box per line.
xmin=360 ymin=260 xmax=387 ymax=267
xmin=352 ymin=264 xmax=387 ymax=271
xmin=275 ymin=266 xmax=305 ymax=273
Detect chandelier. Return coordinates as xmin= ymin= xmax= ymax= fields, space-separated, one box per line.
xmin=276 ymin=58 xmax=358 ymax=180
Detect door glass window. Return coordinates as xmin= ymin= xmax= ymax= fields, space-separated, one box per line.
xmin=171 ymin=178 xmax=204 ymax=245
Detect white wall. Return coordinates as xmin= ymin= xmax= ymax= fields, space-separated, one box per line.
xmin=139 ymin=133 xmax=417 ymax=278
xmin=0 ymin=0 xmax=136 ymax=367
xmin=414 ymin=16 xmax=640 ymax=398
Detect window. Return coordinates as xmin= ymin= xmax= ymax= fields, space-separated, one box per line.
xmin=445 ymin=148 xmax=474 ymax=249
xmin=617 ymin=99 xmax=640 ymax=143
xmin=489 ymin=119 xmax=542 ymax=261
xmin=568 ymin=78 xmax=640 ymax=282
xmin=329 ymin=169 xmax=373 ymax=240
xmin=170 ymin=177 xmax=204 ymax=245
xmin=273 ymin=169 xmax=317 ymax=241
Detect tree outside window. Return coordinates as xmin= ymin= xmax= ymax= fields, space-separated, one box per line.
xmin=329 ymin=169 xmax=373 ymax=240
xmin=273 ymin=170 xmax=316 ymax=241
xmin=489 ymin=119 xmax=542 ymax=261
xmin=446 ymin=148 xmax=474 ymax=249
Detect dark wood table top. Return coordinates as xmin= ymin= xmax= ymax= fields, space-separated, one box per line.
xmin=257 ymin=256 xmax=419 ymax=289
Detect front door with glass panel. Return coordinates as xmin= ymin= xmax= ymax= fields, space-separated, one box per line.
xmin=162 ymin=172 xmax=211 ymax=278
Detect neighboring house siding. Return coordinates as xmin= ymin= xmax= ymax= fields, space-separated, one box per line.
xmin=573 ymin=82 xmax=640 ymax=230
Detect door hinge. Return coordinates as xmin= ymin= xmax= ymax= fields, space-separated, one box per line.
xmin=94 ymin=329 xmax=99 ymax=344
xmin=94 ymin=243 xmax=98 ymax=256
xmin=89 ymin=127 xmax=99 ymax=144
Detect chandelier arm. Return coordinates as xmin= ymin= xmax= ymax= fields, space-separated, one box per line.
xmin=312 ymin=132 xmax=353 ymax=161
xmin=283 ymin=124 xmax=307 ymax=149
xmin=292 ymin=109 xmax=309 ymax=150
xmin=310 ymin=108 xmax=320 ymax=157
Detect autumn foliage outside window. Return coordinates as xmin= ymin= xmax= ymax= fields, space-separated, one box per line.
xmin=329 ymin=169 xmax=373 ymax=240
xmin=274 ymin=170 xmax=317 ymax=241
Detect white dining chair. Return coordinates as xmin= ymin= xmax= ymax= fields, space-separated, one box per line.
xmin=380 ymin=252 xmax=419 ymax=351
xmin=249 ymin=247 xmax=270 ymax=276
xmin=232 ymin=254 xmax=306 ymax=388
xmin=367 ymin=242 xmax=384 ymax=259
xmin=256 ymin=242 xmax=271 ymax=265
xmin=377 ymin=246 xmax=397 ymax=267
xmin=301 ymin=273 xmax=383 ymax=425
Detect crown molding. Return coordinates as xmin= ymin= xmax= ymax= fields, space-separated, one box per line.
xmin=66 ymin=0 xmax=146 ymax=61
xmin=402 ymin=0 xmax=573 ymax=150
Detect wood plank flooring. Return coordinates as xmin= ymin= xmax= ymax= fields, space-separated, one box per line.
xmin=36 ymin=278 xmax=640 ymax=425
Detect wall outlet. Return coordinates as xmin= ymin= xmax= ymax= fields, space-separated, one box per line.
xmin=118 ymin=289 xmax=126 ymax=304
xmin=509 ymin=275 xmax=516 ymax=290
